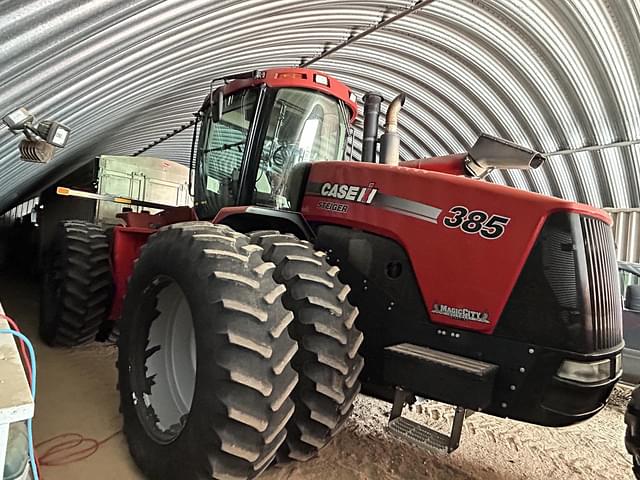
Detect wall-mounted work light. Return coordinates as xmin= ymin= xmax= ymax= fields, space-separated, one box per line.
xmin=2 ymin=107 xmax=71 ymax=163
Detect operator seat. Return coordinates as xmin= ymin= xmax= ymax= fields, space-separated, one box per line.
xmin=284 ymin=161 xmax=312 ymax=211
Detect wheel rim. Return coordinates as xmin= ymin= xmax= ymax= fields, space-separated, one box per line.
xmin=137 ymin=276 xmax=197 ymax=444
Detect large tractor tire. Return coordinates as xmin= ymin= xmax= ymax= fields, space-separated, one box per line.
xmin=249 ymin=231 xmax=364 ymax=462
xmin=40 ymin=220 xmax=112 ymax=347
xmin=626 ymin=386 xmax=640 ymax=479
xmin=117 ymin=222 xmax=299 ymax=480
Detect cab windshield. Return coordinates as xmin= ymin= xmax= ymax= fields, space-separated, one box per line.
xmin=254 ymin=88 xmax=348 ymax=208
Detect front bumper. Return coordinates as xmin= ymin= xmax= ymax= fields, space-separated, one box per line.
xmin=485 ymin=342 xmax=624 ymax=427
xmin=374 ymin=324 xmax=623 ymax=427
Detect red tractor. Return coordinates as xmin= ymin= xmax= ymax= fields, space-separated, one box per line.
xmin=42 ymin=67 xmax=623 ymax=480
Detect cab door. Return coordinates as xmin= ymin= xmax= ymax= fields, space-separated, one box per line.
xmin=194 ymin=87 xmax=259 ymax=219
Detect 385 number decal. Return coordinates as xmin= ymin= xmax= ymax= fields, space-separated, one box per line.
xmin=443 ymin=206 xmax=510 ymax=239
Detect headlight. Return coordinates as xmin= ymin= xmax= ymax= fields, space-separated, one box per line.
xmin=314 ymin=74 xmax=329 ymax=86
xmin=556 ymin=359 xmax=611 ymax=383
xmin=614 ymin=353 xmax=623 ymax=375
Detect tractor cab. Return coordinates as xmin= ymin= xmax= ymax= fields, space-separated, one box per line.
xmin=193 ymin=68 xmax=358 ymax=219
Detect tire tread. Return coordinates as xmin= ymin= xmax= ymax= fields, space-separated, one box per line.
xmin=249 ymin=230 xmax=363 ymax=463
xmin=118 ymin=222 xmax=298 ymax=479
xmin=40 ymin=220 xmax=112 ymax=347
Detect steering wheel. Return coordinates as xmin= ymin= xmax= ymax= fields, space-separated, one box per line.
xmin=265 ymin=143 xmax=291 ymax=179
xmin=270 ymin=143 xmax=296 ymax=169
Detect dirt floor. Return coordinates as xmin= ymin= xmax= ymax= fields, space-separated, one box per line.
xmin=1 ymin=272 xmax=635 ymax=480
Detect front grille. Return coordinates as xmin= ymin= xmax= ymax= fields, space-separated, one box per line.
xmin=580 ymin=216 xmax=623 ymax=350
xmin=497 ymin=212 xmax=623 ymax=354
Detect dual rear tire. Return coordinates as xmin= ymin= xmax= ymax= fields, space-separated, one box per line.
xmin=118 ymin=222 xmax=299 ymax=479
xmin=248 ymin=231 xmax=364 ymax=462
xmin=117 ymin=223 xmax=362 ymax=479
xmin=43 ymin=220 xmax=363 ymax=479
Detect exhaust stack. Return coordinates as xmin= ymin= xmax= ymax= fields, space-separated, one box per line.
xmin=380 ymin=93 xmax=406 ymax=166
xmin=362 ymin=93 xmax=383 ymax=163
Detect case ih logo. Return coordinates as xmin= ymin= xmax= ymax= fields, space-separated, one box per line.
xmin=432 ymin=303 xmax=489 ymax=324
xmin=320 ymin=182 xmax=378 ymax=204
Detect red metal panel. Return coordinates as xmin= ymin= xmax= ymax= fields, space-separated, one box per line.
xmin=301 ymin=161 xmax=610 ymax=334
xmin=107 ymin=207 xmax=196 ymax=321
xmin=108 ymin=226 xmax=154 ymax=321
xmin=117 ymin=206 xmax=196 ymax=229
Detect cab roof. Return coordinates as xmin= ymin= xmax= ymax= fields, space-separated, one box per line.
xmin=201 ymin=67 xmax=358 ymax=123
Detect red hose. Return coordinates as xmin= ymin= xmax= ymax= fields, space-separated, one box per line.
xmin=35 ymin=430 xmax=122 ymax=467
xmin=0 ymin=313 xmax=33 ymax=384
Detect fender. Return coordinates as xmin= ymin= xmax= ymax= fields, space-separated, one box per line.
xmin=117 ymin=206 xmax=196 ymax=228
xmin=213 ymin=206 xmax=315 ymax=240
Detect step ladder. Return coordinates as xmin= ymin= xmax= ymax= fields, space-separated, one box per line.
xmin=385 ymin=387 xmax=466 ymax=453
xmin=382 ymin=342 xmax=498 ymax=454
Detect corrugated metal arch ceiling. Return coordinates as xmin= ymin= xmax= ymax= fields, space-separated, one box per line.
xmin=1 ymin=0 xmax=639 ymax=212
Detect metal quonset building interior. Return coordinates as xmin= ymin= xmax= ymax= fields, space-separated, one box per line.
xmin=1 ymin=1 xmax=640 ymax=480
xmin=1 ymin=0 xmax=640 ymax=213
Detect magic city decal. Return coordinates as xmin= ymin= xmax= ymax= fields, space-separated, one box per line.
xmin=431 ymin=303 xmax=490 ymax=324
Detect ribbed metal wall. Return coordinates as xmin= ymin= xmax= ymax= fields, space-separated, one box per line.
xmin=608 ymin=209 xmax=640 ymax=263
xmin=1 ymin=0 xmax=639 ymax=214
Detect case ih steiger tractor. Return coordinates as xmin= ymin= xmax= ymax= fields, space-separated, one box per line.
xmin=41 ymin=67 xmax=623 ymax=480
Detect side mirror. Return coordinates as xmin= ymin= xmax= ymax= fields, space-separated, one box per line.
xmin=626 ymin=285 xmax=640 ymax=311
xmin=465 ymin=134 xmax=545 ymax=178
xmin=212 ymin=89 xmax=224 ymax=123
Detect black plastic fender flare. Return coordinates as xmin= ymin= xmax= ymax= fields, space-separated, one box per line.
xmin=215 ymin=206 xmax=315 ymax=241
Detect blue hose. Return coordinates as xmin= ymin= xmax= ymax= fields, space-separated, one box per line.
xmin=0 ymin=329 xmax=38 ymax=480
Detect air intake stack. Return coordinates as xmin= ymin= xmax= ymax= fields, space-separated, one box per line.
xmin=362 ymin=93 xmax=383 ymax=163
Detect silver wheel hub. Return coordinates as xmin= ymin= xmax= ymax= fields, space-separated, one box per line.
xmin=143 ymin=279 xmax=196 ymax=441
